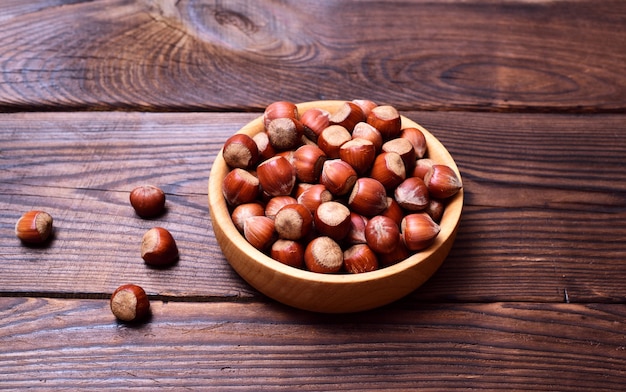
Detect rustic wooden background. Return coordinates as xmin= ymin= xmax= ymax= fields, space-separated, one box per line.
xmin=1 ymin=0 xmax=625 ymax=390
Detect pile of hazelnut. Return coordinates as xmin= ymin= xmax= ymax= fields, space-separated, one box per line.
xmin=14 ymin=184 xmax=179 ymax=323
xmin=221 ymin=100 xmax=462 ymax=274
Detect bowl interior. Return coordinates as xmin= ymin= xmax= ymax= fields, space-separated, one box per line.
xmin=208 ymin=100 xmax=463 ymax=312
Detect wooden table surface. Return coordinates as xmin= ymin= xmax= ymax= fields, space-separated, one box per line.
xmin=2 ymin=0 xmax=626 ymax=390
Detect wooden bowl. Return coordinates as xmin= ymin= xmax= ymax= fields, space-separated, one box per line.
xmin=208 ymin=100 xmax=463 ymax=313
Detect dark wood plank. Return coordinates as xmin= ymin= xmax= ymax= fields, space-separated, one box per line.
xmin=1 ymin=298 xmax=625 ymax=390
xmin=0 ymin=0 xmax=624 ymax=112
xmin=1 ymin=111 xmax=625 ymax=303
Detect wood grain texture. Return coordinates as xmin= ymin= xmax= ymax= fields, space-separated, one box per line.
xmin=1 ymin=298 xmax=625 ymax=390
xmin=1 ymin=111 xmax=625 ymax=303
xmin=3 ymin=2 xmax=624 ymax=389
xmin=0 ymin=0 xmax=624 ymax=112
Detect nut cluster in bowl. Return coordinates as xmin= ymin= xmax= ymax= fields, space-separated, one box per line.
xmin=220 ymin=100 xmax=462 ymax=274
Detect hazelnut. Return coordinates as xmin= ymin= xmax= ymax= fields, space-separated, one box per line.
xmin=15 ymin=210 xmax=53 ymax=244
xmin=394 ymin=177 xmax=430 ymax=211
xmin=222 ymin=134 xmax=260 ymax=169
xmin=271 ymin=239 xmax=305 ymax=269
xmin=294 ymin=182 xmax=314 ymax=199
xmin=256 ymin=156 xmax=296 ymax=197
xmin=367 ymin=105 xmax=402 ymax=140
xmin=265 ymin=196 xmax=298 ymax=219
xmin=365 ymin=215 xmax=400 ymax=254
xmin=129 ymin=185 xmax=166 ymax=218
xmin=382 ymin=137 xmax=416 ymax=174
xmin=110 ymin=284 xmax=150 ymax=323
xmin=352 ymin=122 xmax=383 ymax=152
xmin=423 ymin=164 xmax=463 ymax=199
xmin=266 ymin=117 xmax=304 ymax=151
xmin=317 ymin=125 xmax=352 ymax=159
xmin=348 ymin=177 xmax=388 ymax=217
xmin=378 ymin=236 xmax=410 ymax=267
xmin=275 ymin=149 xmax=295 ymax=166
xmin=231 ymin=202 xmax=265 ymax=232
xmin=339 ymin=137 xmax=376 ymax=175
xmin=141 ymin=227 xmax=179 ymax=267
xmin=243 ymin=215 xmax=277 ymax=251
xmin=369 ymin=152 xmax=406 ymax=191
xmin=263 ymin=101 xmax=298 ymax=129
xmin=300 ymin=107 xmax=330 ymax=142
xmin=320 ymin=159 xmax=357 ymax=196
xmin=314 ymin=201 xmax=351 ymax=241
xmin=401 ymin=127 xmax=427 ymax=159
xmin=222 ymin=168 xmax=260 ymax=206
xmin=293 ymin=144 xmax=327 ymax=183
xmin=343 ymin=244 xmax=378 ymax=274
xmin=425 ymin=198 xmax=445 ymax=223
xmin=304 ymin=236 xmax=344 ymax=273
xmin=297 ymin=185 xmax=333 ymax=216
xmin=351 ymin=99 xmax=378 ymax=117
xmin=413 ymin=158 xmax=435 ymax=179
xmin=274 ymin=203 xmax=313 ymax=240
xmin=401 ymin=213 xmax=441 ymax=251
xmin=329 ymin=101 xmax=365 ymax=131
xmin=252 ymin=132 xmax=277 ymax=161
xmin=346 ymin=212 xmax=368 ymax=245
xmin=380 ymin=196 xmax=404 ymax=227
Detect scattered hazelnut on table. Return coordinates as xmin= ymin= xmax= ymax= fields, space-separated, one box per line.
xmin=141 ymin=227 xmax=179 ymax=267
xmin=130 ymin=185 xmax=166 ymax=218
xmin=15 ymin=210 xmax=53 ymax=244
xmin=110 ymin=283 xmax=150 ymax=322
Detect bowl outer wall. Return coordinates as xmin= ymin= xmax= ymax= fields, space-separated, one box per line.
xmin=208 ymin=100 xmax=463 ymax=313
